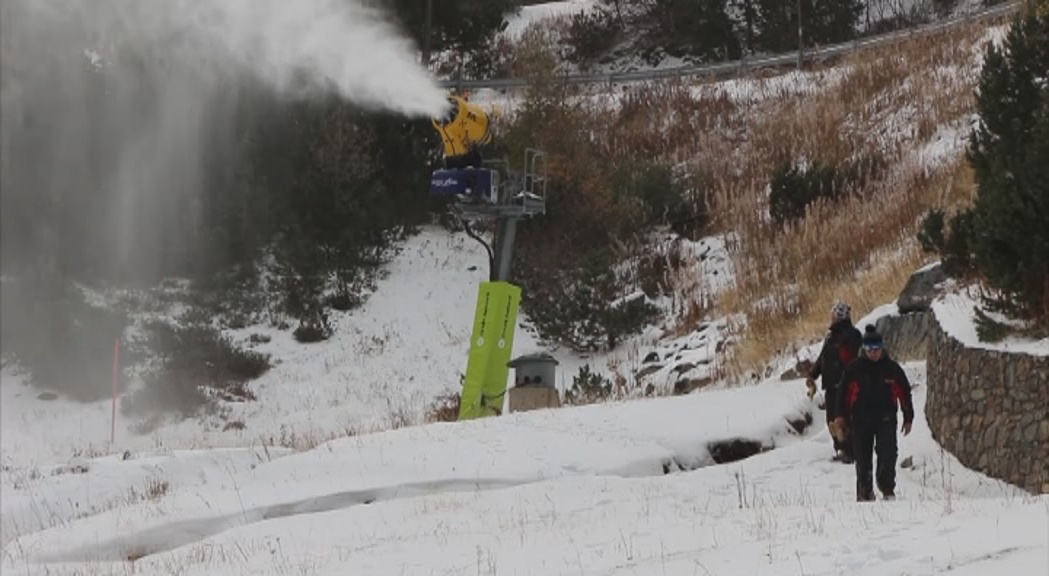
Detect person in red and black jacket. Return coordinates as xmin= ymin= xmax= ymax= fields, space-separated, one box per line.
xmin=834 ymin=325 xmax=914 ymax=502
xmin=807 ymin=301 xmax=863 ymax=463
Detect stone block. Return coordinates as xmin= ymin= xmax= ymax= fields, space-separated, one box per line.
xmin=507 ymin=386 xmax=561 ymax=413
xmin=897 ymin=263 xmax=947 ymax=313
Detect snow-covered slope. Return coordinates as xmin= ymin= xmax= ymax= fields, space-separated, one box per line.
xmin=504 ymin=0 xmax=596 ymax=41
xmin=3 ymin=362 xmax=1045 ymax=574
xmin=0 ymin=226 xmax=730 ymax=468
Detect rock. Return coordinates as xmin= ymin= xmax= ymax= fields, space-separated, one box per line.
xmin=897 ymin=262 xmax=948 ymax=313
xmin=875 ymin=311 xmax=934 ymax=361
xmin=786 ymin=412 xmax=813 ymax=434
xmin=635 ymin=364 xmax=664 ymax=381
xmin=782 ymin=358 xmax=812 ymax=381
xmin=672 ymin=362 xmax=697 ymax=375
xmin=708 ymin=438 xmax=765 ymax=464
xmin=1024 ymin=423 xmax=1038 ymax=442
xmin=673 ymin=376 xmax=712 ymax=396
xmin=900 ymin=456 xmax=914 ymax=469
xmin=642 ymin=351 xmax=660 ymax=364
xmin=36 ymin=392 xmax=58 ymax=401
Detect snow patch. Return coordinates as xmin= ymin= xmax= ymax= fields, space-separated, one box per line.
xmin=932 ymin=290 xmax=1049 ymax=357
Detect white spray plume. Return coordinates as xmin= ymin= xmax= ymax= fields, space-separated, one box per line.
xmin=0 ymin=0 xmax=452 ymax=287
xmin=21 ymin=0 xmax=449 ymax=117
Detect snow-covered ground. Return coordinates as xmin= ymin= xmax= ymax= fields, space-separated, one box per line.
xmin=933 ymin=288 xmax=1049 ymax=357
xmin=3 ymin=359 xmax=1046 ymax=574
xmin=4 ymin=223 xmax=1044 ymax=573
xmin=0 ymin=226 xmax=731 ymax=469
xmin=503 ymin=0 xmax=596 ymax=41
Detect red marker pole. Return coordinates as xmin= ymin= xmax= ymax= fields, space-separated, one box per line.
xmin=111 ymin=338 xmax=119 ymax=445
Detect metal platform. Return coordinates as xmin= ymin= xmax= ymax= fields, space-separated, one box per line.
xmin=450 ymin=148 xmax=547 ymax=222
xmin=453 ymin=193 xmax=546 ymax=220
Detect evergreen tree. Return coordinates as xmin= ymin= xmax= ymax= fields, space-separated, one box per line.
xmin=751 ymin=0 xmax=862 ymax=53
xmin=647 ymin=0 xmax=741 ymax=61
xmin=805 ymin=0 xmax=864 ymax=46
xmin=966 ymin=5 xmax=1049 ymax=324
xmin=382 ymin=0 xmax=521 ymax=66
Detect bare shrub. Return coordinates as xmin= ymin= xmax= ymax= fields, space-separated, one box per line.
xmin=426 ymin=392 xmax=462 ymax=423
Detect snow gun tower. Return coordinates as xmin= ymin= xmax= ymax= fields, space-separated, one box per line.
xmin=429 ymin=94 xmax=547 ymax=420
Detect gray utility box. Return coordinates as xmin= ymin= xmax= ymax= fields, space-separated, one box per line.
xmin=507 ymin=353 xmax=561 ymax=413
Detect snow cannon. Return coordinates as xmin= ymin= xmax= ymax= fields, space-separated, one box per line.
xmin=430 ymin=94 xmax=500 ymax=204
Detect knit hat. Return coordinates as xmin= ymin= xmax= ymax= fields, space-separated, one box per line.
xmin=831 ymin=301 xmax=851 ymax=320
xmin=862 ymin=324 xmax=884 ymax=349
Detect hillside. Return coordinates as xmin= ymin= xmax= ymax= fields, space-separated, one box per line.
xmin=445 ymin=0 xmax=1001 ymax=78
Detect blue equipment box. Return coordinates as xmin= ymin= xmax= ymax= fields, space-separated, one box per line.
xmin=430 ymin=168 xmax=495 ymax=202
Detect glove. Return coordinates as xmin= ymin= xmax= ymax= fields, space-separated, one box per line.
xmin=829 ymin=417 xmax=849 ymax=442
xmin=901 ymin=421 xmax=912 ymax=436
xmin=805 ymin=378 xmax=817 ymax=399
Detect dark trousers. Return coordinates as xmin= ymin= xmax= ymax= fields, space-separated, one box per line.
xmin=825 ymin=387 xmax=852 ymax=457
xmin=851 ymin=415 xmax=898 ymax=498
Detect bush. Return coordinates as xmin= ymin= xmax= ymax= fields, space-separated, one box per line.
xmin=425 ymin=392 xmax=462 ymax=423
xmin=637 ymin=241 xmax=689 ymax=299
xmin=768 ymin=155 xmax=882 ymax=226
xmin=519 ymin=254 xmax=660 ymax=352
xmin=124 ymin=321 xmax=271 ymax=418
xmin=917 ymin=209 xmax=946 ymax=254
xmin=919 ymin=208 xmax=976 ymax=277
xmin=973 ymin=307 xmax=1009 ymax=342
xmin=610 ymin=158 xmax=707 ymax=233
xmin=564 ymin=364 xmax=613 ymax=405
xmin=293 ymin=311 xmax=333 ymax=343
xmin=0 ymin=276 xmax=129 ymax=402
xmin=565 ymin=8 xmax=623 ymax=65
xmin=768 ymin=161 xmax=843 ymax=225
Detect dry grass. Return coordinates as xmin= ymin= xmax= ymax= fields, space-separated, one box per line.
xmin=703 ymin=23 xmax=994 ymax=376
xmin=425 ymin=392 xmax=461 ymax=423
xmin=497 ymin=17 xmax=1002 ymax=378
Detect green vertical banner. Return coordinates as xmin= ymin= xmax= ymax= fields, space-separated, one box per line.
xmin=458 ymin=281 xmax=521 ymax=420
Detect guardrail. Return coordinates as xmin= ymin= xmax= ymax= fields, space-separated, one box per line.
xmin=437 ymin=1 xmax=1020 ymax=90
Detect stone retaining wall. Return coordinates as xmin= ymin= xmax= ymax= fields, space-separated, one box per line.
xmin=925 ymin=320 xmax=1049 ymax=495
xmin=876 ymin=311 xmax=935 ymax=362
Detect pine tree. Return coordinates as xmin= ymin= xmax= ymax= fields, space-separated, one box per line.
xmin=805 ymin=0 xmax=864 ymax=46
xmin=966 ymin=6 xmax=1049 ymax=325
xmin=751 ymin=0 xmax=862 ymax=53
xmin=647 ymin=0 xmax=741 ymax=60
xmin=383 ymin=0 xmax=521 ymax=61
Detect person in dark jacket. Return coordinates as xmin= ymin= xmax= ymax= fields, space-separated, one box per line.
xmin=834 ymin=325 xmax=914 ymax=502
xmin=807 ymin=301 xmax=863 ymax=463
